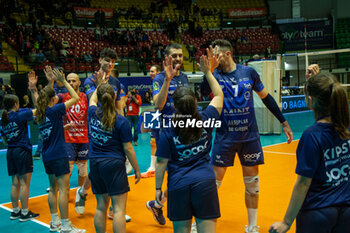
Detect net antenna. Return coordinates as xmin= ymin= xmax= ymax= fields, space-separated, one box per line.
xmin=304 ymin=24 xmax=309 ymax=68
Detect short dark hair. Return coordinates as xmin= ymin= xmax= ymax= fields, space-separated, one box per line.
xmin=212 ymin=39 xmax=233 ymax=55
xmin=151 ymin=64 xmax=161 ymax=72
xmin=100 ymin=48 xmax=118 ymax=60
xmin=165 ymin=43 xmax=182 ymax=56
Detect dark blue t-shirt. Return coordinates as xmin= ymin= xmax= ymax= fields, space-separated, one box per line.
xmin=1 ymin=108 xmax=33 ymax=151
xmin=84 ymin=75 xmax=121 ymax=101
xmin=152 ymin=71 xmax=188 ymax=120
xmin=39 ymin=103 xmax=67 ymax=162
xmin=88 ymin=105 xmax=132 ymax=161
xmin=54 ymin=83 xmax=68 ymax=94
xmin=156 ymin=105 xmax=219 ymax=191
xmin=296 ymin=122 xmax=350 ymax=210
xmin=201 ymin=64 xmax=264 ymax=142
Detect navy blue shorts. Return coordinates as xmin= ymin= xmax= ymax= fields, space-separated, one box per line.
xmin=89 ymin=158 xmax=130 ymax=196
xmin=167 ymin=179 xmax=220 ymax=221
xmin=44 ymin=157 xmax=70 ymax=177
xmin=66 ymin=143 xmax=89 ymax=161
xmin=211 ymin=139 xmax=264 ymax=167
xmin=296 ymin=206 xmax=350 ymax=233
xmin=7 ymin=147 xmax=33 ymax=176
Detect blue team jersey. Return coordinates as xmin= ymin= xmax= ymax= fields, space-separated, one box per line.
xmin=152 ymin=71 xmax=188 ymax=119
xmin=156 ymin=105 xmax=219 ymax=191
xmin=296 ymin=122 xmax=350 ymax=210
xmin=201 ymin=64 xmax=264 ymax=142
xmin=54 ymin=83 xmax=68 ymax=94
xmin=1 ymin=108 xmax=33 ymax=151
xmin=39 ymin=103 xmax=67 ymax=162
xmin=88 ymin=105 xmax=132 ymax=160
xmin=84 ymin=75 xmax=121 ymax=101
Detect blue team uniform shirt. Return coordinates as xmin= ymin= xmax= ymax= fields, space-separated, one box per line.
xmin=1 ymin=108 xmax=33 ymax=151
xmin=84 ymin=75 xmax=121 ymax=101
xmin=201 ymin=64 xmax=264 ymax=142
xmin=88 ymin=105 xmax=132 ymax=161
xmin=156 ymin=105 xmax=219 ymax=191
xmin=296 ymin=122 xmax=350 ymax=210
xmin=54 ymin=83 xmax=68 ymax=94
xmin=39 ymin=103 xmax=67 ymax=162
xmin=152 ymin=71 xmax=189 ymax=119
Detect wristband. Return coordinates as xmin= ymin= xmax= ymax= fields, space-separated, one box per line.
xmin=262 ymin=94 xmax=286 ymax=123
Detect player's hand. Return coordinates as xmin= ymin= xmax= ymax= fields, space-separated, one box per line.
xmin=43 ymin=65 xmax=56 ymax=82
xmin=28 ymin=71 xmax=38 ymax=92
xmin=305 ymin=64 xmax=319 ymax=80
xmin=269 ymin=221 xmax=290 ymax=233
xmin=93 ymin=70 xmax=107 ymax=86
xmin=207 ymin=45 xmax=221 ymax=73
xmin=52 ymin=68 xmax=65 ymax=83
xmin=163 ymin=55 xmax=180 ymax=82
xmin=134 ymin=170 xmax=141 ymax=184
xmin=282 ymin=121 xmax=293 ymax=144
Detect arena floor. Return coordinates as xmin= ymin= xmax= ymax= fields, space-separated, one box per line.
xmin=0 ymin=110 xmax=314 ymax=233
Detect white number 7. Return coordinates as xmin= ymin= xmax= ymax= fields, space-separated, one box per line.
xmin=232 ymin=84 xmax=238 ymax=97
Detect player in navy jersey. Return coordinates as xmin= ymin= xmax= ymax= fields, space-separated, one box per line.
xmin=1 ymin=71 xmax=39 ymax=222
xmin=146 ymin=43 xmax=189 ymax=224
xmin=153 ymin=54 xmax=223 ymax=233
xmin=36 ymin=68 xmax=85 ymax=233
xmin=88 ymin=81 xmax=141 ymax=233
xmin=201 ymin=39 xmax=293 ymax=233
xmin=269 ymin=72 xmax=350 ymax=233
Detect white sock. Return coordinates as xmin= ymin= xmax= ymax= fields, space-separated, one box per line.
xmin=216 ymin=180 xmax=222 ymax=189
xmin=61 ymin=218 xmax=70 ymax=229
xmin=247 ymin=208 xmax=258 ymax=228
xmin=149 ymin=155 xmax=156 ymax=171
xmin=51 ymin=212 xmax=60 ymax=224
xmin=21 ymin=209 xmax=28 ymax=215
xmin=79 ymin=186 xmax=87 ymax=195
xmin=13 ymin=207 xmax=20 ymax=213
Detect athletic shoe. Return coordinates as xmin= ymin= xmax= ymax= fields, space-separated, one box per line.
xmin=19 ymin=210 xmax=39 ymax=222
xmin=191 ymin=221 xmax=198 ymax=233
xmin=107 ymin=206 xmax=132 ymax=222
xmin=134 ymin=141 xmax=138 ymax=146
xmin=75 ymin=187 xmax=87 ymax=215
xmin=32 ymin=153 xmax=41 ymax=160
xmin=47 ymin=187 xmax=50 ymax=192
xmin=146 ymin=200 xmax=166 ymax=225
xmin=50 ymin=221 xmax=62 ymax=232
xmin=60 ymin=223 xmax=86 ymax=233
xmin=141 ymin=170 xmax=155 ymax=178
xmin=245 ymin=225 xmax=260 ymax=233
xmin=10 ymin=211 xmax=21 ymax=220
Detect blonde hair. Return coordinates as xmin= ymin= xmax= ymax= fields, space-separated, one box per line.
xmin=96 ymin=84 xmax=116 ymax=130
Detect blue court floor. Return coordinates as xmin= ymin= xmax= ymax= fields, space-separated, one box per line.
xmin=0 ymin=110 xmax=315 ymax=233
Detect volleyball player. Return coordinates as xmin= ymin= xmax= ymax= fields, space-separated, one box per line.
xmin=36 ymin=68 xmax=85 ymax=233
xmin=88 ymin=80 xmax=141 ymax=233
xmin=141 ymin=64 xmax=161 ymax=178
xmin=201 ymin=39 xmax=293 ymax=233
xmin=1 ymin=71 xmax=39 ymax=221
xmin=146 ymin=43 xmax=189 ymax=225
xmin=154 ymin=54 xmax=223 ymax=233
xmin=269 ymin=72 xmax=350 ymax=233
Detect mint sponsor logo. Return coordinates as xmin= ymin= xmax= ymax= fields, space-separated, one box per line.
xmin=243 ymin=152 xmax=261 ymax=162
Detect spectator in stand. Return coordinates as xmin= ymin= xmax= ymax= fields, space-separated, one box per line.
xmin=95 ymin=26 xmax=101 ymax=41
xmin=22 ymin=95 xmax=32 ymax=108
xmin=83 ymin=51 xmax=92 ymax=63
xmin=36 ymin=49 xmax=46 ymax=63
xmin=28 ymin=48 xmax=37 ymax=64
xmin=142 ymin=91 xmax=152 ymax=104
xmin=125 ymin=88 xmax=142 ymax=146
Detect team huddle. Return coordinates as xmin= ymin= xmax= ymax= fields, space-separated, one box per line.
xmin=2 ymin=40 xmax=350 ymax=233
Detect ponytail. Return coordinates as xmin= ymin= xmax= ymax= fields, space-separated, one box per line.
xmin=97 ymin=84 xmax=116 ymax=130
xmin=2 ymin=94 xmax=19 ymax=126
xmin=173 ymin=87 xmax=202 ymax=145
xmin=36 ymin=87 xmax=55 ymax=123
xmin=330 ymin=82 xmax=350 ymax=140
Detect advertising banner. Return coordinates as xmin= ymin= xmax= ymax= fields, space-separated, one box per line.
xmin=74 ymin=7 xmax=113 ymax=18
xmin=228 ymin=8 xmax=266 ymax=18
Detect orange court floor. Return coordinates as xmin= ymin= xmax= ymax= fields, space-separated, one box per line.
xmin=2 ymin=140 xmax=299 ymax=233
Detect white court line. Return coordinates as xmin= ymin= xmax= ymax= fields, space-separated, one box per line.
xmin=262 ymin=139 xmax=299 ymax=148
xmin=0 ymin=205 xmax=50 ymax=229
xmin=264 ymin=150 xmax=296 ymax=156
